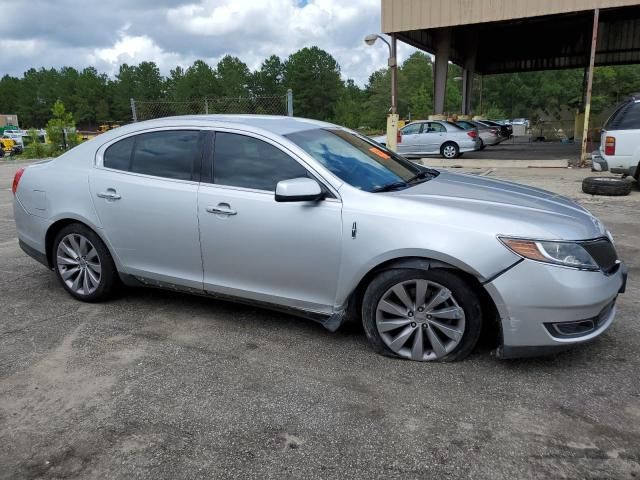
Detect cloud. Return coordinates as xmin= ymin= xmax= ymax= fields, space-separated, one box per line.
xmin=0 ymin=0 xmax=417 ymax=86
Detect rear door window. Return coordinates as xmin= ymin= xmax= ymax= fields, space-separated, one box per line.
xmin=130 ymin=131 xmax=202 ymax=181
xmin=104 ymin=136 xmax=134 ymax=171
xmin=605 ymin=101 xmax=640 ymax=130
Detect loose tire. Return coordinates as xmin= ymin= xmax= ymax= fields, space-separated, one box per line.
xmin=582 ymin=176 xmax=632 ymax=196
xmin=53 ymin=223 xmax=117 ymax=302
xmin=362 ymin=268 xmax=482 ymax=362
xmin=441 ymin=142 xmax=459 ymax=159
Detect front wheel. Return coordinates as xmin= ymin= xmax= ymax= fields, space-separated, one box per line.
xmin=53 ymin=223 xmax=117 ymax=302
xmin=441 ymin=142 xmax=459 ymax=159
xmin=362 ymin=269 xmax=482 ymax=362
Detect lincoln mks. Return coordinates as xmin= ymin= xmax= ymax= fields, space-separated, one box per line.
xmin=12 ymin=116 xmax=626 ymax=361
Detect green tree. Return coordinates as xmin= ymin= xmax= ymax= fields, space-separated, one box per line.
xmin=399 ymin=52 xmax=434 ymax=120
xmin=21 ymin=129 xmax=49 ymax=159
xmin=283 ymin=47 xmax=342 ymax=120
xmin=250 ymin=55 xmax=285 ymax=97
xmin=46 ymin=100 xmax=78 ymax=153
xmin=167 ymin=61 xmax=219 ymax=101
xmin=217 ymin=55 xmax=250 ymax=97
xmin=333 ymin=79 xmax=365 ymax=128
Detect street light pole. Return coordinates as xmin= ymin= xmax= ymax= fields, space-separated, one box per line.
xmin=365 ymin=33 xmax=399 ymax=150
xmin=390 ymin=34 xmax=398 ymax=115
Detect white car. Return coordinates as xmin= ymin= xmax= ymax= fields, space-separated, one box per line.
xmin=598 ymin=95 xmax=640 ymax=180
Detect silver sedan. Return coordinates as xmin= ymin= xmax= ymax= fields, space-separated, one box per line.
xmin=12 ymin=115 xmax=626 ymax=361
xmin=372 ymin=120 xmax=481 ymax=159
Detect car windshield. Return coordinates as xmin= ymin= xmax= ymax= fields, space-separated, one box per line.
xmin=285 ymin=128 xmax=436 ymax=192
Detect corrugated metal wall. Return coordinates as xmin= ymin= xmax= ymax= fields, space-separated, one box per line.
xmin=382 ymin=0 xmax=640 ymax=32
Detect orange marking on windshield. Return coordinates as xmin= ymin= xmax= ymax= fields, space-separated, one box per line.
xmin=369 ymin=147 xmax=390 ymax=159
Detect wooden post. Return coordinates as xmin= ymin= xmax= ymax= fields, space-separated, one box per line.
xmin=581 ymin=9 xmax=600 ymax=167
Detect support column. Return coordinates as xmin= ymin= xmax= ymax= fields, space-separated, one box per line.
xmin=461 ymin=42 xmax=477 ymax=116
xmin=581 ymin=9 xmax=600 ymax=166
xmin=433 ymin=28 xmax=451 ymax=116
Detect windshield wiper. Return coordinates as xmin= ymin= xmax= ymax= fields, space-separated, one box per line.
xmin=406 ymin=170 xmax=437 ymax=184
xmin=406 ymin=171 xmax=430 ymax=183
xmin=371 ymin=181 xmax=409 ymax=193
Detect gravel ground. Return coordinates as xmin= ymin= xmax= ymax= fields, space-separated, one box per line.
xmin=1 ymin=160 xmax=639 ymax=479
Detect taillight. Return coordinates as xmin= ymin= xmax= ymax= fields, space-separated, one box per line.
xmin=605 ymin=136 xmax=616 ymax=156
xmin=490 ymin=128 xmax=499 ymax=135
xmin=397 ymin=130 xmax=402 ymax=144
xmin=467 ymin=130 xmax=478 ymax=138
xmin=12 ymin=167 xmax=25 ymax=195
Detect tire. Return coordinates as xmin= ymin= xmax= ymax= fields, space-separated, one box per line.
xmin=479 ymin=139 xmax=486 ymax=150
xmin=53 ymin=223 xmax=117 ymax=302
xmin=441 ymin=142 xmax=459 ymax=159
xmin=582 ymin=177 xmax=632 ymax=196
xmin=362 ymin=268 xmax=482 ymax=362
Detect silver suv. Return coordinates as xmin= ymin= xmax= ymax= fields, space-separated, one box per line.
xmin=12 ymin=116 xmax=626 ymax=362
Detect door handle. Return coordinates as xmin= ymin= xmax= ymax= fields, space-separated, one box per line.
xmin=206 ymin=206 xmax=237 ymax=216
xmin=97 ymin=190 xmax=121 ymax=200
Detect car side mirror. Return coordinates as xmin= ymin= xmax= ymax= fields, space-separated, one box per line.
xmin=275 ymin=177 xmax=324 ymax=203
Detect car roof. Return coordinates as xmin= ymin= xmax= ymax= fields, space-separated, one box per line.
xmin=140 ymin=114 xmax=336 ymax=136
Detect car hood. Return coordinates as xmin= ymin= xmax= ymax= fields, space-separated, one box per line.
xmin=390 ymin=170 xmax=607 ymax=240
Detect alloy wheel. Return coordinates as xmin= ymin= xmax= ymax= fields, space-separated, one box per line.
xmin=375 ymin=279 xmax=466 ymax=361
xmin=56 ymin=233 xmax=102 ymax=296
xmin=443 ymin=145 xmax=457 ymax=158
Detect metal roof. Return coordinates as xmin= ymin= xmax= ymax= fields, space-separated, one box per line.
xmin=383 ymin=1 xmax=640 ymax=74
xmin=382 ymin=0 xmax=640 ymax=32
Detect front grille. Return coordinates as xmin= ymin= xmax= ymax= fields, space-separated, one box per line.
xmin=581 ymin=238 xmax=619 ymax=273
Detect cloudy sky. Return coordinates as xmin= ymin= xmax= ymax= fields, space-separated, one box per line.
xmin=0 ymin=0 xmax=417 ymax=85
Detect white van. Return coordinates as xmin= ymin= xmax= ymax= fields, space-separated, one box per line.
xmin=598 ymin=95 xmax=640 ymax=180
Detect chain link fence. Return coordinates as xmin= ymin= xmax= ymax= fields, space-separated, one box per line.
xmin=131 ymin=91 xmax=292 ymax=122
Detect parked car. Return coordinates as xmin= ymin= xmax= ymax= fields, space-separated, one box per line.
xmin=595 ymin=94 xmax=640 ymax=180
xmin=456 ymin=120 xmax=500 ymax=149
xmin=477 ymin=119 xmax=512 ymax=139
xmin=372 ymin=120 xmax=480 ymax=159
xmin=510 ymin=118 xmax=530 ymax=128
xmin=13 ymin=115 xmax=626 ymax=362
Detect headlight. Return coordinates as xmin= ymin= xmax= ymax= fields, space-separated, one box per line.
xmin=499 ymin=237 xmax=599 ymax=270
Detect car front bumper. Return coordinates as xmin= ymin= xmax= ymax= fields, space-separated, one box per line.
xmin=484 ymin=259 xmax=626 ymax=359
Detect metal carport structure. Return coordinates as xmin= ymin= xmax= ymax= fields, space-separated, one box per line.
xmin=381 ymin=0 xmax=640 ymax=160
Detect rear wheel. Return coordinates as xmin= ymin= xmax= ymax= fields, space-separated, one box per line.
xmin=53 ymin=223 xmax=117 ymax=302
xmin=362 ymin=269 xmax=482 ymax=362
xmin=441 ymin=142 xmax=459 ymax=159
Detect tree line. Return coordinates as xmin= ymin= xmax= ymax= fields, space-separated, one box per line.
xmin=1 ymin=46 xmax=638 ymax=130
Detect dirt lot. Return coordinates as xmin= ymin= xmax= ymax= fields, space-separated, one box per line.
xmin=1 ymin=160 xmax=639 ymax=479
